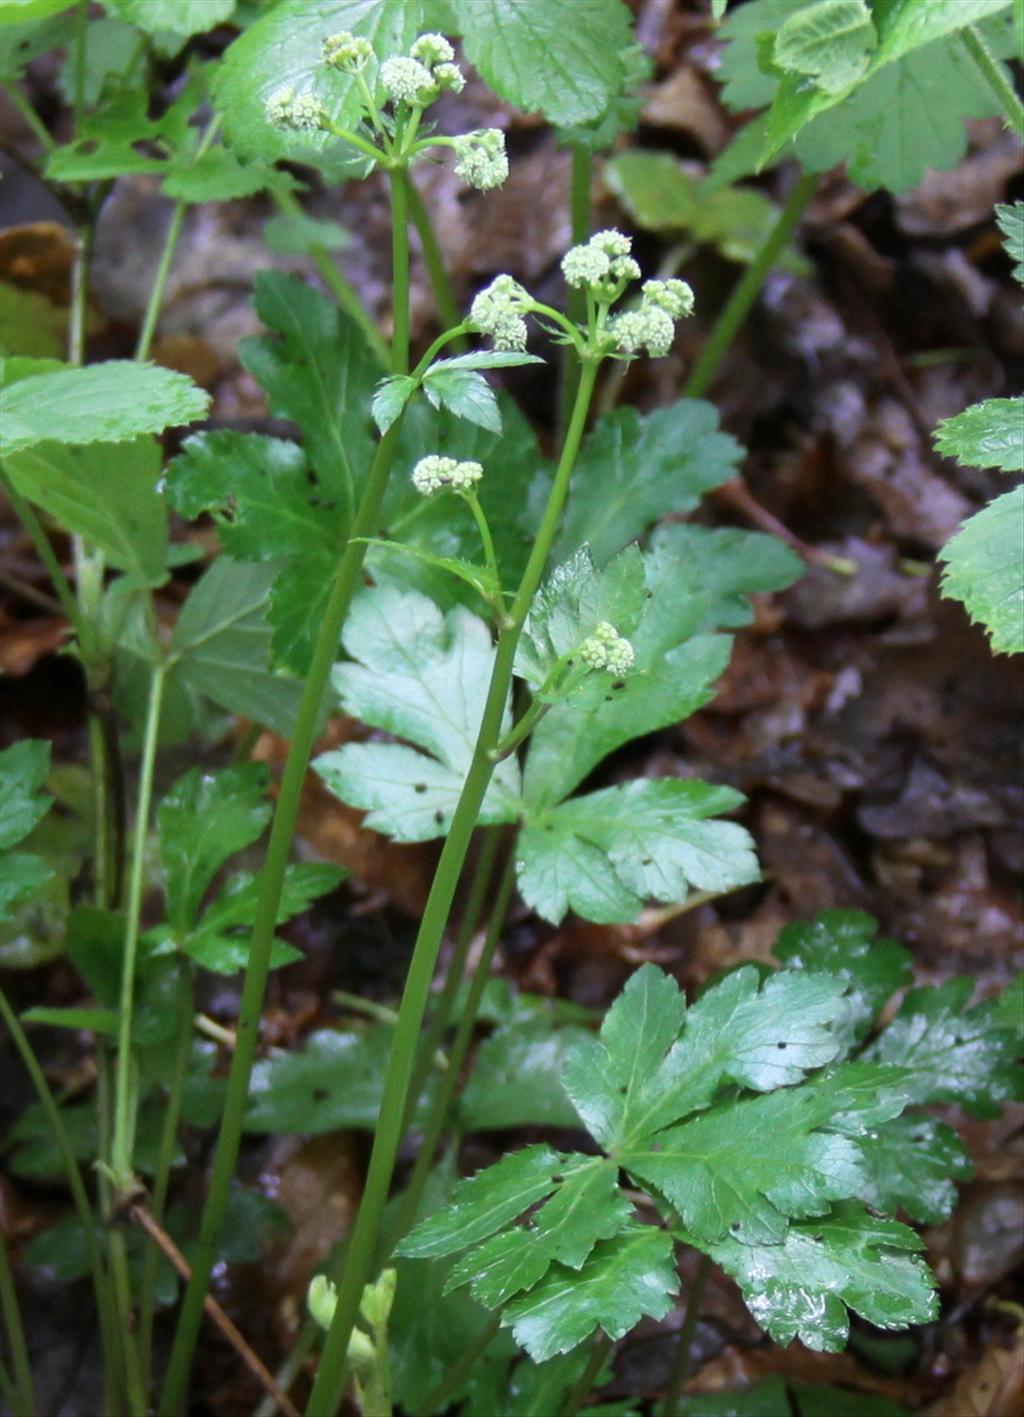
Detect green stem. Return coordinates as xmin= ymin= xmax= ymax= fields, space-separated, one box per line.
xmin=463 ymin=490 xmax=501 ymax=594
xmin=2 ymin=81 xmax=55 ymax=152
xmin=559 ymin=144 xmax=591 ymax=434
xmin=388 ymin=849 xmax=516 ymax=1250
xmin=0 ymin=991 xmax=121 ymax=1410
xmin=406 ymin=179 xmax=466 ymax=347
xmin=405 ymin=825 xmax=502 ymax=1115
xmin=413 ymin=1314 xmax=502 ymax=1417
xmin=138 ymin=967 xmax=194 ymax=1385
xmin=68 ymin=216 xmax=92 ymax=366
xmin=0 ymin=1233 xmax=34 ymax=1417
xmin=660 ymin=1252 xmax=711 ymax=1417
xmin=158 ymin=419 xmax=408 ymax=1417
xmin=135 ymin=118 xmax=220 ymax=361
xmin=562 ymin=1332 xmax=612 ymax=1417
xmin=961 ymin=24 xmax=1024 ymax=137
xmin=323 ymin=119 xmax=387 ymax=164
xmin=389 ymin=168 xmax=411 ymax=375
xmin=306 ymin=359 xmax=601 ymax=1417
xmin=684 ymin=171 xmax=816 ymax=399
xmin=253 ymin=1321 xmax=319 ymax=1417
xmin=271 ymin=189 xmax=389 ymax=369
xmin=110 ymin=659 xmax=166 ymax=1189
xmin=491 ymin=694 xmax=548 ymax=760
xmin=107 ymin=1232 xmax=147 ymax=1416
xmin=0 ymin=1357 xmax=21 ymax=1416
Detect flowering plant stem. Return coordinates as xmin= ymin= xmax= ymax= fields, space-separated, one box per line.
xmin=306 ymin=356 xmax=602 ymax=1416
xmin=684 ymin=171 xmax=817 ymax=398
xmin=158 ymin=169 xmax=418 ymax=1414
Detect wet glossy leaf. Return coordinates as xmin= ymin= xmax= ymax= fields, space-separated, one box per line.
xmin=938 ymin=487 xmax=1024 ymax=656
xmin=0 ymin=740 xmax=53 ymax=920
xmin=858 ymin=1116 xmax=973 ymax=1224
xmin=935 ymin=398 xmax=1024 ymax=473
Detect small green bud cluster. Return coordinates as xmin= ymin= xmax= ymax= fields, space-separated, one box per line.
xmin=578 ymin=621 xmax=635 ymax=675
xmin=381 ymin=33 xmax=464 ymax=107
xmin=322 ymin=30 xmax=373 ymax=72
xmin=561 ymin=229 xmax=641 ymax=296
xmin=265 ymin=85 xmax=327 ymax=133
xmin=412 ymin=455 xmax=484 ymax=495
xmin=610 ymin=277 xmax=694 ymax=359
xmin=452 ymin=128 xmax=509 ymax=190
xmin=469 ymin=274 xmax=534 ymax=350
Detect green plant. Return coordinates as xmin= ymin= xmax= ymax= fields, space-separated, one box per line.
xmin=1 ymin=3 xmax=1021 ymax=1416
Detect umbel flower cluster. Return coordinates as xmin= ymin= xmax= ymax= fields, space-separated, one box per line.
xmin=265 ymin=32 xmax=508 ymax=191
xmin=411 ymin=455 xmax=484 ymax=495
xmin=578 ymin=621 xmax=636 ymax=675
xmin=470 ymin=230 xmax=694 ymax=360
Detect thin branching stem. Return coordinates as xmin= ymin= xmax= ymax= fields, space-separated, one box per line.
xmin=0 ymin=1233 xmax=35 ymax=1417
xmin=660 ymin=1252 xmax=712 ymax=1417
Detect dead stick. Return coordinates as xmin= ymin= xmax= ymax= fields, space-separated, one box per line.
xmin=129 ymin=1205 xmax=302 ymax=1417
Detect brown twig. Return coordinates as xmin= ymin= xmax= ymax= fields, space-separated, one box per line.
xmin=713 ymin=477 xmax=857 ymax=575
xmin=129 ymin=1205 xmax=302 ymax=1417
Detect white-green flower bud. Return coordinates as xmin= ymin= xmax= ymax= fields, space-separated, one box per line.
xmin=579 ymin=621 xmax=635 ymax=674
xmin=642 ymin=278 xmax=694 ymax=319
xmin=322 ymin=31 xmax=373 ymax=72
xmin=591 ymin=229 xmax=633 ymax=258
xmin=308 ymin=1274 xmax=338 ymax=1331
xmin=412 ymin=455 xmax=484 ymax=495
xmin=359 ymin=1268 xmax=397 ymax=1329
xmin=380 ymin=55 xmax=435 ymax=105
xmin=410 ymin=33 xmax=455 ymax=67
xmin=452 ymin=128 xmax=508 ymax=190
xmin=433 ymin=61 xmax=466 ymax=94
xmin=265 ymin=86 xmax=327 ymax=133
xmin=611 ymin=305 xmax=676 ymax=358
xmin=611 ymin=255 xmax=641 ymax=282
xmin=561 ymin=242 xmax=611 ymax=288
xmin=469 ymin=274 xmax=532 ymax=350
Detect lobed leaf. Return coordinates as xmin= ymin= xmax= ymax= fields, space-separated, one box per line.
xmin=858 ymin=1116 xmax=973 ymax=1225
xmin=0 ymin=740 xmax=53 ymax=920
xmin=996 ymin=201 xmax=1024 ymax=283
xmin=938 ymin=487 xmax=1024 ymax=656
xmin=934 ymin=397 xmax=1024 ymax=473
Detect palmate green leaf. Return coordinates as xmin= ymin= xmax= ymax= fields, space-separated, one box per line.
xmin=870 ymin=0 xmax=1010 ymax=65
xmin=773 ymin=0 xmax=876 ymax=95
xmin=0 ymin=740 xmax=53 ymax=921
xmin=996 ymin=202 xmax=1024 ymax=283
xmin=864 ymin=977 xmax=1023 ymax=1118
xmin=518 ymin=779 xmax=759 ymax=927
xmin=553 ymin=402 xmax=743 ymax=566
xmin=525 ymin=526 xmax=802 ymax=808
xmin=516 ymin=546 xmax=646 ymax=705
xmin=373 ymin=375 xmax=418 ymax=434
xmin=168 ymin=558 xmax=310 ymax=736
xmin=103 ymin=0 xmax=236 ymax=36
xmin=934 ymin=398 xmax=1024 ymax=473
xmin=938 ymin=487 xmax=1024 ymax=656
xmin=501 ymin=1227 xmax=678 ymax=1362
xmin=450 ymin=0 xmax=635 ymax=126
xmin=212 ymin=0 xmax=422 ymax=161
xmin=0 ymin=361 xmax=208 ymax=456
xmin=5 ymin=437 xmax=168 ymax=586
xmin=239 ymin=271 xmax=377 ymax=503
xmin=704 ymin=1202 xmax=938 ymax=1351
xmin=158 ymin=764 xmax=271 ymax=933
xmin=858 ymin=1115 xmax=972 ymax=1224
xmin=459 ymin=1019 xmax=589 ymax=1131
xmin=774 ymin=909 xmax=912 ymax=1053
xmin=182 ymin=862 xmax=344 ymax=974
xmin=422 ymin=366 xmax=502 ymax=433
xmin=622 ymin=1064 xmax=909 ymax=1245
xmin=314 ymin=587 xmax=521 ymax=842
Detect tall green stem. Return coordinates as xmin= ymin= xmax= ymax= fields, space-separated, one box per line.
xmin=660 ymin=1252 xmax=711 ymax=1417
xmin=413 ymin=1314 xmax=503 ymax=1417
xmin=388 ymin=849 xmax=516 ymax=1250
xmin=562 ymin=1332 xmax=612 ymax=1417
xmin=389 ymin=168 xmax=411 ymax=375
xmin=306 ymin=358 xmax=601 ymax=1417
xmin=559 ymin=144 xmax=591 ymax=434
xmin=684 ymin=171 xmax=816 ymax=399
xmin=0 ymin=1233 xmax=34 ymax=1417
xmin=68 ymin=217 xmax=92 ymax=366
xmin=271 ymin=189 xmax=389 ymax=368
xmin=961 ymin=24 xmax=1024 ymax=137
xmin=0 ymin=991 xmax=121 ymax=1410
xmin=406 ymin=179 xmax=465 ymax=346
xmin=110 ymin=661 xmax=166 ymax=1188
xmin=158 ymin=419 xmax=408 ymax=1417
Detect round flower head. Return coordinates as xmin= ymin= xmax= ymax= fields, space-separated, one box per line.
xmin=562 ymin=242 xmax=611 ymax=289
xmin=380 ymin=55 xmax=435 ymax=105
xmin=611 ymin=305 xmax=676 ymax=358
xmin=452 ymin=128 xmax=508 ymax=190
xmin=642 ymin=278 xmax=694 ymax=319
xmin=433 ymin=61 xmax=466 ymax=94
xmin=561 ymin=229 xmax=638 ymax=294
xmin=322 ymin=31 xmax=373 ymax=72
xmin=265 ymin=86 xmax=327 ymax=133
xmin=591 ymin=229 xmax=633 ymax=258
xmin=412 ymin=455 xmax=484 ymax=495
xmin=579 ymin=621 xmax=635 ymax=675
xmin=470 ymin=274 xmax=532 ymax=350
xmin=410 ymin=33 xmax=455 ymax=67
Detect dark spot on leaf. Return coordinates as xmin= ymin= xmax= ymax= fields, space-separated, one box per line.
xmin=642 ymin=858 xmax=651 ymax=866
xmin=777 ymin=1042 xmax=787 ymax=1050
xmin=312 ymin=1087 xmax=328 ymax=1102
xmin=730 ymin=1222 xmax=741 ymax=1232
xmin=612 ymin=681 xmax=625 ymax=691
xmin=434 ymin=810 xmax=444 ymax=825
xmin=414 ymin=783 xmax=427 ymax=793
xmin=644 ymin=589 xmax=653 ymax=599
